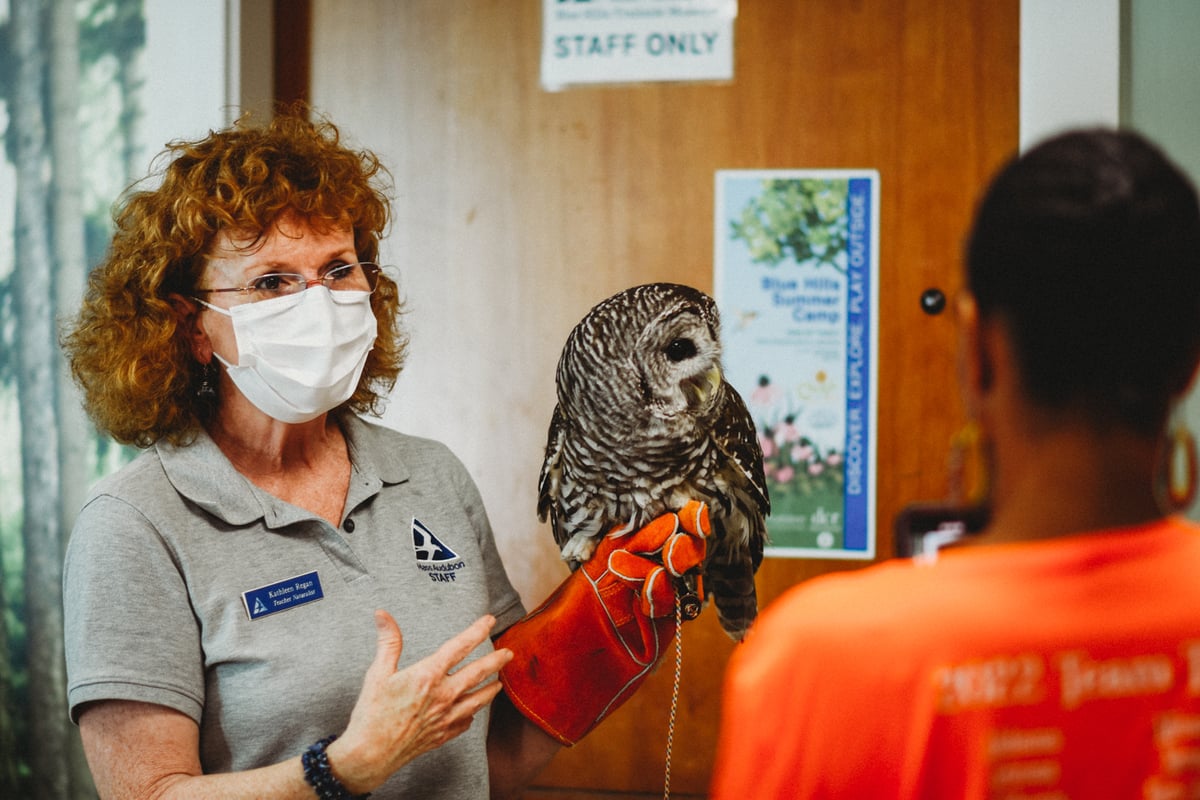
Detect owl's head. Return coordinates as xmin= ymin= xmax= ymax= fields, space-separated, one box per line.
xmin=558 ymin=283 xmax=726 ymax=438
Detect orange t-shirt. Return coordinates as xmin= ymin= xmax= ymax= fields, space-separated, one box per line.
xmin=711 ymin=518 xmax=1200 ymax=799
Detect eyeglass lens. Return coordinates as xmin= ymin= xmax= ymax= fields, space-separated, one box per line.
xmin=248 ymin=263 xmax=380 ymax=298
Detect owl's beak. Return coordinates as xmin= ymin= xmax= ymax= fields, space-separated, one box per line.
xmin=684 ymin=366 xmax=722 ymax=408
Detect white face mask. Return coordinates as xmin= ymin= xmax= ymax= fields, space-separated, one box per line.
xmin=197 ymin=288 xmax=378 ymax=424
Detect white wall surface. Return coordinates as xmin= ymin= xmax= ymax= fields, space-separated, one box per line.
xmin=1019 ymin=0 xmax=1121 ymax=150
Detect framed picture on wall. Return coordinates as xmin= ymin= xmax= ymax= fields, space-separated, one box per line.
xmin=715 ymin=169 xmax=880 ymax=559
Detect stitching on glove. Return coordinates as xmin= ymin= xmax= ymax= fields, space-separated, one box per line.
xmin=606 ymin=518 xmax=637 ymax=538
xmin=499 ymin=674 xmax=574 ymax=746
xmin=584 ymin=563 xmax=656 ymax=666
xmin=594 ymin=629 xmax=661 ymax=722
xmin=664 ymin=536 xmax=684 ymax=577
xmin=609 ymin=563 xmax=639 ymax=583
xmin=644 ymin=567 xmax=666 ymax=617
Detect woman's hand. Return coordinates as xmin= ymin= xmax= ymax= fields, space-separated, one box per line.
xmin=327 ymin=611 xmax=514 ymax=793
xmin=76 ymin=613 xmax=513 ymax=799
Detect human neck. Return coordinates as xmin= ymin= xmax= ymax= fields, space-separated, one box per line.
xmin=207 ymin=398 xmax=342 ymax=479
xmin=971 ymin=419 xmax=1164 ymax=546
xmin=206 ymin=401 xmax=351 ymax=526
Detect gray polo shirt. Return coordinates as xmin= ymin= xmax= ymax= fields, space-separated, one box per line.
xmin=64 ymin=415 xmax=525 ymax=798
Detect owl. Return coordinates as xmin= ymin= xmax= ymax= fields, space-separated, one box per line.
xmin=538 ymin=282 xmax=770 ymax=641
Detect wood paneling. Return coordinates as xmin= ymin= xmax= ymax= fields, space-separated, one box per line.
xmin=301 ymin=1 xmax=1018 ymax=795
xmin=272 ymin=0 xmax=310 ymax=106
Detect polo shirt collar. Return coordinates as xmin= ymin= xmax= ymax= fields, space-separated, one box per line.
xmin=155 ymin=414 xmax=409 ymax=527
xmin=341 ymin=414 xmax=410 ymax=487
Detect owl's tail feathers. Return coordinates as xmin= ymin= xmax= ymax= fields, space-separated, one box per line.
xmin=709 ymin=563 xmax=758 ymax=642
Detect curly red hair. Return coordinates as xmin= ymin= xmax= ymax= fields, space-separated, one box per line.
xmin=62 ymin=109 xmax=406 ymax=446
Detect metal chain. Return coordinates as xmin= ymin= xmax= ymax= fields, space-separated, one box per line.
xmin=664 ymin=591 xmax=684 ymax=800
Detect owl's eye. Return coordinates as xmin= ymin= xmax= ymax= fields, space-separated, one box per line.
xmin=665 ymin=338 xmax=697 ymax=362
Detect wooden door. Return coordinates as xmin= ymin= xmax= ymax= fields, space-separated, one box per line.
xmin=296 ymin=1 xmax=1018 ymax=796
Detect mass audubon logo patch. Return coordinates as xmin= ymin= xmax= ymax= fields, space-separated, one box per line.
xmin=411 ymin=517 xmax=465 ymax=584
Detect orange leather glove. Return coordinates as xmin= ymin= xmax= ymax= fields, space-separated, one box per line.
xmin=496 ymin=501 xmax=710 ymax=745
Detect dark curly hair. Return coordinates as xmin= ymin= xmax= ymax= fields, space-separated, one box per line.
xmin=62 ymin=108 xmax=407 ymax=446
xmin=967 ymin=128 xmax=1200 ymax=435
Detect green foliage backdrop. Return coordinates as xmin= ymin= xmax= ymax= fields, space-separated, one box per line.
xmin=730 ymin=179 xmax=849 ymax=273
xmin=1 ymin=1 xmax=144 ymax=796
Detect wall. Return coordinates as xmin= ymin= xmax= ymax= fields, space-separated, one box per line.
xmin=304 ymin=1 xmax=1018 ymax=795
xmin=1019 ymin=0 xmax=1121 ymax=150
xmin=1120 ymin=0 xmax=1200 ymax=520
xmin=140 ymin=0 xmax=229 ymax=155
xmin=1123 ymin=0 xmax=1200 ymax=178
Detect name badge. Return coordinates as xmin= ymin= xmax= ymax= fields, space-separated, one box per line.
xmin=242 ymin=571 xmax=324 ymax=620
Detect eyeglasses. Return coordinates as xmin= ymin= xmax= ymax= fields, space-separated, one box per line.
xmin=193 ymin=262 xmax=382 ymax=303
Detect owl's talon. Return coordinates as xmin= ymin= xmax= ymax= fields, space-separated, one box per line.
xmin=561 ymin=532 xmax=598 ymax=564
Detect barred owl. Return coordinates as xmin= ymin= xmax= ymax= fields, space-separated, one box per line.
xmin=538 ymin=282 xmax=770 ymax=641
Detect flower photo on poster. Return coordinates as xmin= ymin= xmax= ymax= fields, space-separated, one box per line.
xmin=715 ymin=170 xmax=879 ymax=559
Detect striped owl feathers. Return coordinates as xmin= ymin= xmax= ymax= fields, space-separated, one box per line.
xmin=538 ymin=282 xmax=770 ymax=641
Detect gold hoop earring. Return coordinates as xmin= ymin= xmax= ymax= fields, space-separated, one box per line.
xmin=948 ymin=419 xmax=990 ymax=506
xmin=1158 ymin=417 xmax=1198 ymax=512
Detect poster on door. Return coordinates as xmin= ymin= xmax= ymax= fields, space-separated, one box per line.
xmin=715 ymin=170 xmax=879 ymax=559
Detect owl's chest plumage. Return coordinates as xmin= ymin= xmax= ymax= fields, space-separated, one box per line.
xmin=553 ymin=415 xmax=725 ymax=536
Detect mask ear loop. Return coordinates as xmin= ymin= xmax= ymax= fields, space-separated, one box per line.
xmin=191 ymin=296 xmax=233 ymax=316
xmin=1157 ymin=405 xmax=1198 ymax=512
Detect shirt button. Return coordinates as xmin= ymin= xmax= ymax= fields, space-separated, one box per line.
xmin=343 ymin=518 xmax=356 ymax=533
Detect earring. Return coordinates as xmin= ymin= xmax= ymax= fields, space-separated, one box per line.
xmin=197 ymin=361 xmax=217 ymax=400
xmin=948 ymin=419 xmax=990 ymax=506
xmin=1157 ymin=409 xmax=1198 ymax=512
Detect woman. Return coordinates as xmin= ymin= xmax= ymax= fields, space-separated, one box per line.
xmin=711 ymin=129 xmax=1200 ymax=797
xmin=62 ymin=111 xmax=707 ymax=799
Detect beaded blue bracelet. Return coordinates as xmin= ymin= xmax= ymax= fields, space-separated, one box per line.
xmin=301 ymin=735 xmax=371 ymax=800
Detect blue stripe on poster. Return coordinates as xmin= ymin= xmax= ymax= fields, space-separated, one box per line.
xmin=843 ymin=177 xmax=872 ymax=552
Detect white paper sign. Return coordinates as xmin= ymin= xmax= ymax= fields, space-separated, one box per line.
xmin=541 ymin=0 xmax=736 ymax=90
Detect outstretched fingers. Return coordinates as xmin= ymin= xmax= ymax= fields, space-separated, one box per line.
xmin=390 ymin=616 xmax=512 ymax=751
xmin=336 ymin=613 xmax=513 ymax=791
xmin=426 ymin=614 xmax=504 ymax=676
xmin=438 ymin=617 xmax=513 ymax=697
